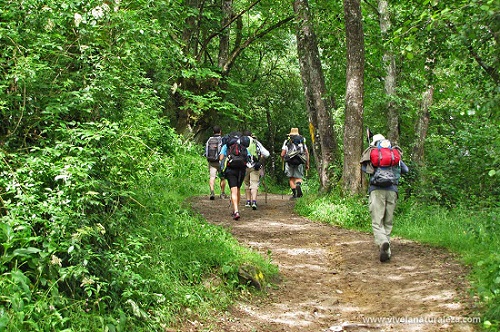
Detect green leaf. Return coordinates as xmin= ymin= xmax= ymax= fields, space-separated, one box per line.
xmin=13 ymin=247 xmax=41 ymax=257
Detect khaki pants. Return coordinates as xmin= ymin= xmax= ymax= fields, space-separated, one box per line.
xmin=244 ymin=168 xmax=260 ymax=190
xmin=369 ymin=190 xmax=397 ymax=248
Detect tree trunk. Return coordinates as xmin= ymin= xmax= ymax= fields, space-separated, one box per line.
xmin=218 ymin=0 xmax=233 ymax=68
xmin=293 ymin=0 xmax=337 ymax=192
xmin=182 ymin=0 xmax=202 ymax=56
xmin=342 ymin=0 xmax=365 ymax=195
xmin=378 ymin=0 xmax=399 ymax=144
xmin=412 ymin=86 xmax=433 ymax=167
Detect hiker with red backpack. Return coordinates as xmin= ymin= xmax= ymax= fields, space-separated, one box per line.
xmin=205 ymin=126 xmax=227 ymax=200
xmin=219 ymin=133 xmax=251 ymax=220
xmin=360 ymin=133 xmax=409 ymax=262
xmin=281 ymin=128 xmax=310 ymax=199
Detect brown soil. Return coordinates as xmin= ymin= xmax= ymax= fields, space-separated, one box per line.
xmin=184 ymin=193 xmax=479 ymax=332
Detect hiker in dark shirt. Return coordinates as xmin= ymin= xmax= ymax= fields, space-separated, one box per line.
xmin=205 ymin=126 xmax=227 ymax=200
xmin=360 ymin=134 xmax=409 ymax=262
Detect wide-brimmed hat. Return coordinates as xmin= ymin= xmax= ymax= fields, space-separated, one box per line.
xmin=288 ymin=128 xmax=300 ymax=136
xmin=371 ymin=134 xmax=385 ymax=146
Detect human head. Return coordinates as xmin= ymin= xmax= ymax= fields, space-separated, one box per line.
xmin=288 ymin=128 xmax=300 ymax=136
xmin=371 ymin=134 xmax=385 ymax=146
xmin=213 ymin=125 xmax=221 ymax=134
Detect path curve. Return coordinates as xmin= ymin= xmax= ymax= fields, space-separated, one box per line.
xmin=186 ymin=194 xmax=478 ymax=332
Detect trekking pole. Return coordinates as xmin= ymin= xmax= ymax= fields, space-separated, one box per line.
xmin=261 ymin=170 xmax=268 ymax=204
xmin=281 ymin=157 xmax=285 ymax=199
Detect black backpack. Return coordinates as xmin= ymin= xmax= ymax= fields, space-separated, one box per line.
xmin=225 ymin=133 xmax=248 ymax=169
xmin=206 ymin=136 xmax=222 ymax=162
xmin=284 ymin=135 xmax=306 ymax=165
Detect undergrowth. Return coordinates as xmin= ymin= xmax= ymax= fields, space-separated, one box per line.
xmin=0 ymin=122 xmax=278 ymax=331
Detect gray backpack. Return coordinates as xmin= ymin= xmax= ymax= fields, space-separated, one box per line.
xmin=370 ymin=165 xmax=401 ymax=187
xmin=206 ymin=136 xmax=222 ymax=162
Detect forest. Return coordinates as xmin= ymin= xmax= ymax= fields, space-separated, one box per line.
xmin=0 ymin=0 xmax=498 ymax=330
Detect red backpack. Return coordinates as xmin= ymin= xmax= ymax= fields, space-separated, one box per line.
xmin=370 ymin=140 xmax=401 ymax=167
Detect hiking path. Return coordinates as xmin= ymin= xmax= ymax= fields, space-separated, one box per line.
xmin=183 ymin=194 xmax=478 ymax=332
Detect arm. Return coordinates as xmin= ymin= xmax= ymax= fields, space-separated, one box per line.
xmin=305 ymin=146 xmax=310 ymax=169
xmin=219 ymin=144 xmax=227 ymax=161
xmin=400 ymin=160 xmax=409 ymax=174
xmin=257 ymin=141 xmax=270 ymax=159
xmin=280 ymin=140 xmax=287 ymax=159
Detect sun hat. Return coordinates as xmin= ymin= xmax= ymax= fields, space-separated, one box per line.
xmin=371 ymin=134 xmax=385 ymax=146
xmin=288 ymin=128 xmax=300 ymax=136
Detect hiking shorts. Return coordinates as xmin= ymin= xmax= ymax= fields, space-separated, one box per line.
xmin=225 ymin=168 xmax=246 ymax=188
xmin=209 ymin=161 xmax=222 ymax=178
xmin=244 ymin=168 xmax=260 ymax=190
xmin=284 ymin=162 xmax=305 ymax=179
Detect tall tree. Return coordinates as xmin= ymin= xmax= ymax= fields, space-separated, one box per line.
xmin=342 ymin=0 xmax=365 ymax=195
xmin=293 ymin=0 xmax=337 ymax=192
xmin=378 ymin=0 xmax=399 ymax=143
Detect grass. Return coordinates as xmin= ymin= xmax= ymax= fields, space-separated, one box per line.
xmin=294 ymin=190 xmax=500 ymax=331
xmin=121 ymin=153 xmax=280 ymax=330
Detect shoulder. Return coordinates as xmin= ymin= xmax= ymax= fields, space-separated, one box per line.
xmin=360 ymin=146 xmax=375 ymax=163
xmin=392 ymin=145 xmax=403 ymax=153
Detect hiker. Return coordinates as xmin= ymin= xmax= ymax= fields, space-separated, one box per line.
xmin=242 ymin=130 xmax=270 ymax=210
xmin=280 ymin=127 xmax=310 ymax=199
xmin=220 ymin=133 xmax=251 ymax=220
xmin=360 ymin=133 xmax=409 ymax=262
xmin=205 ymin=125 xmax=227 ymax=200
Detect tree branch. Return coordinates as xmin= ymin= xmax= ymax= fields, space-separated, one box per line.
xmin=222 ymin=16 xmax=295 ymax=75
xmin=196 ymin=0 xmax=263 ymax=62
xmin=447 ymin=22 xmax=499 ymax=84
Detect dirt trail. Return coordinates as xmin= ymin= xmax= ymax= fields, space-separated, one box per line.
xmin=186 ymin=194 xmax=478 ymax=332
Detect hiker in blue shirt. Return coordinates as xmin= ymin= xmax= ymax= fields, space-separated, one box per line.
xmin=220 ymin=134 xmax=251 ymax=220
xmin=360 ymin=133 xmax=409 ymax=262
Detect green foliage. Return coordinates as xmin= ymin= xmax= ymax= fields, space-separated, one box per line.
xmin=0 ymin=122 xmax=278 ymax=330
xmin=0 ymin=0 xmax=499 ymax=328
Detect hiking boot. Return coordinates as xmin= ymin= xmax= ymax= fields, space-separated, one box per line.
xmin=220 ymin=193 xmax=228 ymax=199
xmin=296 ymin=183 xmax=303 ymax=197
xmin=289 ymin=195 xmax=297 ymax=200
xmin=232 ymin=211 xmax=240 ymax=220
xmin=245 ymin=200 xmax=251 ymax=207
xmin=380 ymin=242 xmax=390 ymax=262
xmin=210 ymin=191 xmax=215 ymax=200
xmin=251 ymin=201 xmax=257 ymax=210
